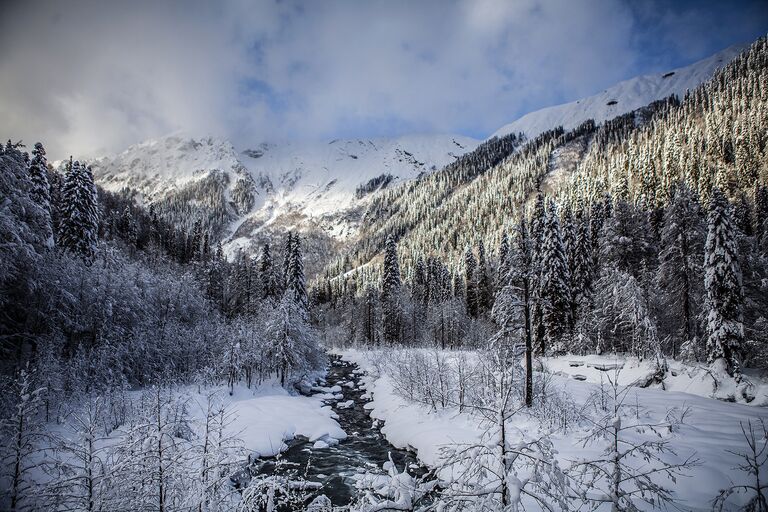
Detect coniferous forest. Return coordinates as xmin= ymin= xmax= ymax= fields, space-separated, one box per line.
xmin=2 ymin=11 xmax=768 ymax=512
xmin=318 ymin=39 xmax=768 ymax=381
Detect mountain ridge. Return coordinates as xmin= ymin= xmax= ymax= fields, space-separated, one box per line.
xmin=491 ymin=44 xmax=745 ymax=139
xmin=86 ymin=42 xmax=748 ymax=265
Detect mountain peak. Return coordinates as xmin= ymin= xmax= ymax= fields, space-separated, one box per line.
xmin=491 ymin=44 xmax=746 ymax=140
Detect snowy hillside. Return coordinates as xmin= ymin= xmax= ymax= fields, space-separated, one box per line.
xmin=491 ymin=44 xmax=745 ymax=139
xmin=89 ymin=132 xmax=479 ymax=262
xmin=91 ymin=133 xmax=478 ymax=221
xmin=241 ymin=134 xmax=478 ymax=217
xmin=91 ymin=134 xmax=261 ymax=204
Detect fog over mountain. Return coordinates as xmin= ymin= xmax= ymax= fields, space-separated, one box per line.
xmin=1 ymin=0 xmax=766 ymax=158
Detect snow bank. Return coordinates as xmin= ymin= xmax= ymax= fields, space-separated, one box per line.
xmin=216 ymin=382 xmax=347 ymax=457
xmin=340 ymin=348 xmax=768 ymax=511
xmin=544 ymin=354 xmax=768 ymax=405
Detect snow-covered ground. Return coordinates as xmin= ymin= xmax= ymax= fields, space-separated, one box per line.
xmin=222 ymin=381 xmax=347 ymax=457
xmin=543 ymin=354 xmax=768 ymax=406
xmin=340 ymin=348 xmax=768 ymax=511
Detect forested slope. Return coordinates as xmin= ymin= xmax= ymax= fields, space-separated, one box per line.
xmin=317 ymin=38 xmax=768 ymax=384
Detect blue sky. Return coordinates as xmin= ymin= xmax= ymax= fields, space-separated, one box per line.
xmin=1 ymin=0 xmax=766 ymax=158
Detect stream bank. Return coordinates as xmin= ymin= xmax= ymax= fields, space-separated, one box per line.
xmin=238 ymin=355 xmax=425 ymax=507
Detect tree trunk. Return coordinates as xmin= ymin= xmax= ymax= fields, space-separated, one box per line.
xmin=524 ymin=279 xmax=533 ymax=407
xmin=11 ymin=410 xmax=24 ymax=511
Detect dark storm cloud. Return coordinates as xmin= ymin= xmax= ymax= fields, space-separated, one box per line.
xmin=0 ymin=0 xmax=765 ymax=158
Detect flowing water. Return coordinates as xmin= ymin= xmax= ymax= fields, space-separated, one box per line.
xmin=235 ymin=355 xmax=426 ymax=508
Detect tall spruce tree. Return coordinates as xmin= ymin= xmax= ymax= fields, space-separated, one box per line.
xmin=511 ymin=216 xmax=535 ymax=406
xmin=704 ymin=188 xmax=744 ymax=377
xmin=476 ymin=240 xmax=493 ymax=316
xmin=381 ymin=235 xmax=402 ymax=344
xmin=530 ymin=193 xmax=547 ymax=353
xmin=539 ymin=201 xmax=572 ymax=354
xmin=282 ymin=231 xmax=293 ymax=291
xmin=497 ymin=230 xmax=511 ymax=290
xmin=58 ymin=159 xmax=99 ymax=264
xmin=657 ymin=184 xmax=705 ymax=358
xmin=286 ymin=233 xmax=308 ymax=312
xmin=572 ymin=207 xmax=593 ymax=303
xmin=411 ymin=256 xmax=428 ymax=337
xmin=28 ymin=142 xmax=53 ymax=246
xmin=562 ymin=205 xmax=577 ymax=329
xmin=464 ymin=245 xmax=479 ymax=318
xmin=259 ymin=243 xmax=278 ymax=301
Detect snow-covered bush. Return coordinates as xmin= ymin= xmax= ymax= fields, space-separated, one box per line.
xmin=350 ymin=454 xmax=435 ymax=512
xmin=570 ymin=370 xmax=699 ymax=511
xmin=0 ymin=369 xmax=49 ymax=511
xmin=713 ymin=419 xmax=768 ymax=512
xmin=432 ymin=352 xmax=574 ymax=511
xmin=238 ymin=455 xmax=321 ymax=512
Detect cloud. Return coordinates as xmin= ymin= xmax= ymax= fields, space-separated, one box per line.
xmin=0 ymin=0 xmax=765 ymax=159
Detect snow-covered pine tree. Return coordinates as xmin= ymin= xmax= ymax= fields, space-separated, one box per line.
xmin=0 ymin=143 xmax=53 ymax=349
xmin=381 ymin=235 xmax=402 ymax=344
xmin=205 ymin=248 xmax=225 ymax=309
xmin=589 ymin=197 xmax=608 ymax=270
xmin=539 ymin=201 xmax=571 ymax=355
xmin=754 ymin=184 xmax=768 ymax=247
xmin=287 ymin=233 xmax=308 ymax=312
xmin=227 ymin=251 xmax=252 ymax=317
xmin=657 ymin=184 xmax=705 ymax=358
xmin=477 ymin=240 xmax=493 ymax=317
xmin=464 ymin=245 xmax=479 ymax=318
xmin=735 ymin=192 xmax=755 ymax=237
xmin=412 ymin=256 xmax=428 ymax=321
xmin=264 ymin=294 xmax=323 ymax=386
xmin=412 ymin=256 xmax=428 ymax=301
xmin=593 ymin=267 xmax=659 ymax=357
xmin=510 ymin=216 xmax=535 ymax=407
xmin=282 ymin=231 xmax=293 ymax=292
xmin=497 ymin=230 xmax=511 ymax=290
xmin=704 ymin=188 xmax=744 ymax=378
xmin=259 ymin=243 xmax=279 ymax=301
xmin=58 ymin=159 xmax=99 ymax=264
xmin=530 ymin=193 xmax=547 ymax=354
xmin=360 ymin=284 xmax=378 ymax=345
xmin=28 ymin=142 xmax=53 ymax=246
xmin=572 ymin=207 xmax=593 ymax=304
xmin=48 ymin=166 xmax=64 ymax=241
xmin=562 ymin=205 xmax=577 ymax=329
xmin=600 ymin=195 xmax=652 ymax=276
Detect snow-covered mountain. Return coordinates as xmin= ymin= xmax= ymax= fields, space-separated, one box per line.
xmin=89 ymin=43 xmax=746 ymax=262
xmin=93 ymin=132 xmax=478 ymax=207
xmin=92 ymin=134 xmax=260 ymax=204
xmin=240 ymin=134 xmax=478 ymax=217
xmin=491 ymin=44 xmax=745 ymax=139
xmin=90 ymin=132 xmax=480 ymax=260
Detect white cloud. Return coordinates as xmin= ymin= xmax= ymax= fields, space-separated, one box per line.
xmin=0 ymin=0 xmax=762 ymax=159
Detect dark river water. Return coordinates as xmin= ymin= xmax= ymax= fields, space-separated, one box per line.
xmin=235 ymin=355 xmax=425 ymax=508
